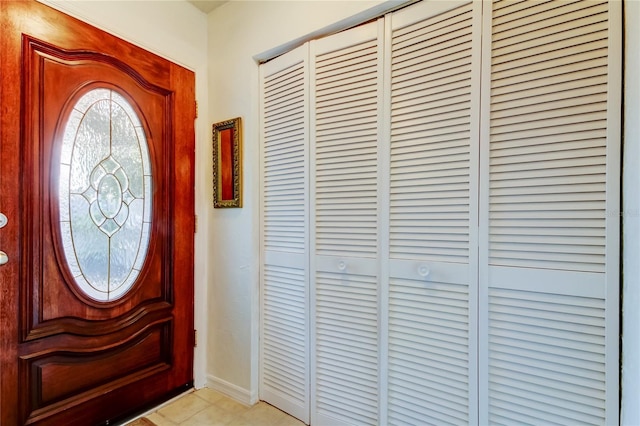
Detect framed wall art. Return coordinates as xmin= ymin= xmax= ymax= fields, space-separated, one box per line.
xmin=212 ymin=117 xmax=242 ymax=208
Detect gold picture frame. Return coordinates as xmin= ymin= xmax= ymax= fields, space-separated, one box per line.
xmin=212 ymin=117 xmax=242 ymax=208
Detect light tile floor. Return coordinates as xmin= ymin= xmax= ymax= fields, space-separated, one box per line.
xmin=129 ymin=388 xmax=305 ymax=426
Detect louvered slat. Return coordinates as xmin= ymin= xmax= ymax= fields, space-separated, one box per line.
xmin=488 ymin=288 xmax=606 ymax=425
xmin=264 ymin=60 xmax=307 ymax=253
xmin=260 ymin=46 xmax=309 ymax=423
xmin=315 ymin=38 xmax=378 ymax=258
xmin=263 ymin=265 xmax=307 ymax=405
xmin=390 ymin=2 xmax=473 ymax=263
xmin=483 ymin=1 xmax=618 ymax=424
xmin=388 ymin=278 xmax=470 ymax=426
xmin=488 ymin=0 xmax=609 ymax=272
xmin=387 ymin=3 xmax=477 ymax=425
xmin=315 ymin=271 xmax=378 ymax=425
xmin=311 ymin=21 xmax=381 ymax=426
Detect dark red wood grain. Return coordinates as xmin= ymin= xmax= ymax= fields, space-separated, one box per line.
xmin=0 ymin=1 xmax=195 ymax=424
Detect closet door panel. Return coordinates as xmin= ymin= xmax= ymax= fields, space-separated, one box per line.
xmin=314 ymin=267 xmax=378 ymax=425
xmin=387 ymin=2 xmax=481 ymax=425
xmin=311 ymin=21 xmax=383 ymax=426
xmin=480 ymin=0 xmax=621 ymax=424
xmin=260 ymin=45 xmax=310 ymax=424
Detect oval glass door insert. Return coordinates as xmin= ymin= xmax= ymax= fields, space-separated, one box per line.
xmin=58 ymin=88 xmax=152 ymax=302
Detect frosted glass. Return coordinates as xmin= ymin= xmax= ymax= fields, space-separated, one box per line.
xmin=70 ymin=194 xmax=109 ymax=292
xmin=71 ymin=100 xmax=111 ymax=193
xmin=59 ymin=165 xmax=70 ymax=221
xmin=97 ymin=174 xmax=123 ymax=218
xmin=112 ymin=91 xmax=142 ymax=127
xmin=74 ymin=88 xmax=110 ymax=113
xmin=59 ymin=88 xmax=152 ymax=302
xmin=75 ymin=275 xmax=104 ymax=301
xmin=59 ymin=221 xmax=81 ymax=277
xmin=110 ymin=198 xmax=143 ymax=290
xmin=134 ymin=222 xmax=151 ymax=271
xmin=143 ymin=175 xmax=152 ymax=222
xmin=114 ymin=204 xmax=129 ymax=226
xmin=61 ymin=110 xmax=83 ymax=165
xmin=137 ymin=127 xmax=151 ymax=176
xmin=111 ymin=103 xmax=143 ymax=195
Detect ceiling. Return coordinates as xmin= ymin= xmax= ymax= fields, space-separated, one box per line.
xmin=188 ymin=0 xmax=227 ymax=14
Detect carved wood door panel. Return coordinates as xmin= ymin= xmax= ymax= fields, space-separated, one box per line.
xmin=0 ymin=2 xmax=195 ymax=425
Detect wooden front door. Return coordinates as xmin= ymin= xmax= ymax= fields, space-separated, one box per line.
xmin=0 ymin=2 xmax=196 ymax=425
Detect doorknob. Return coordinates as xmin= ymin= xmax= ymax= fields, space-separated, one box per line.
xmin=0 ymin=213 xmax=7 ymax=228
xmin=418 ymin=264 xmax=430 ymax=278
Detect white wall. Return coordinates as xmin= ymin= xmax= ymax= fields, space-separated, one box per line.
xmin=38 ymin=0 xmax=210 ymax=389
xmin=206 ymin=0 xmax=390 ymax=402
xmin=622 ymin=0 xmax=640 ymax=424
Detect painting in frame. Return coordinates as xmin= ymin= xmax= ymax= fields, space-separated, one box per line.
xmin=212 ymin=117 xmax=242 ymax=208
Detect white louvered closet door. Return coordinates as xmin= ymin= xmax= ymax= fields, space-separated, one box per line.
xmin=387 ymin=2 xmax=481 ymax=425
xmin=479 ymin=1 xmax=621 ymax=424
xmin=310 ymin=20 xmax=383 ymax=426
xmin=259 ymin=45 xmax=310 ymax=424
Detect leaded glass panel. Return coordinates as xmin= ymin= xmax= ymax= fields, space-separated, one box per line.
xmin=59 ymin=88 xmax=152 ymax=302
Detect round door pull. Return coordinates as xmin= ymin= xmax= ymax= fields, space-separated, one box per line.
xmin=0 ymin=213 xmax=7 ymax=229
xmin=0 ymin=251 xmax=8 ymax=266
xmin=418 ymin=265 xmax=430 ymax=278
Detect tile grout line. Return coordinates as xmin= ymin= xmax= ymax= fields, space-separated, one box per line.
xmin=127 ymin=388 xmax=306 ymax=426
xmin=121 ymin=389 xmax=195 ymax=425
